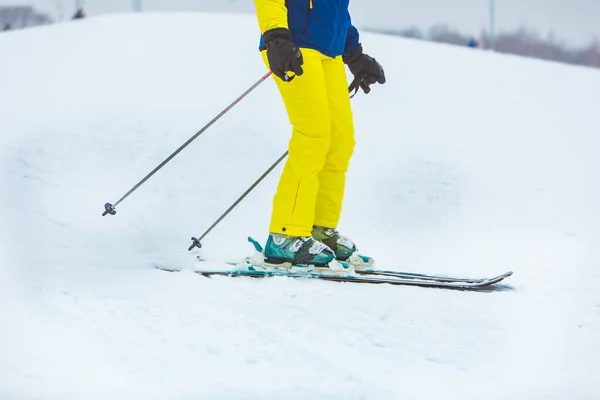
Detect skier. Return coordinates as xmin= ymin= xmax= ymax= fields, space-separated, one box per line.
xmin=468 ymin=38 xmax=480 ymax=48
xmin=72 ymin=8 xmax=85 ymax=20
xmin=253 ymin=0 xmax=385 ymax=268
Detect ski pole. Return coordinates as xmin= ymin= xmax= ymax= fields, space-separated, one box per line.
xmin=188 ymin=151 xmax=288 ymax=250
xmin=102 ymin=71 xmax=273 ymax=217
xmin=187 ymin=80 xmax=361 ymax=251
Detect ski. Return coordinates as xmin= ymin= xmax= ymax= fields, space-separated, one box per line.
xmin=225 ymin=259 xmax=511 ymax=285
xmin=188 ymin=268 xmax=513 ymax=291
xmin=172 ymin=237 xmax=514 ymax=291
xmin=232 ymin=236 xmax=513 ymax=284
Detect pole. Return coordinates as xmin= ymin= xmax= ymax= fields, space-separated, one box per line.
xmin=102 ymin=71 xmax=273 ymax=217
xmin=187 ymin=79 xmax=358 ymax=251
xmin=490 ymin=0 xmax=496 ymax=50
xmin=188 ymin=151 xmax=288 ymax=250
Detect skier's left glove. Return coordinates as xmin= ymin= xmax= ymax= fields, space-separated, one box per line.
xmin=343 ymin=44 xmax=386 ymax=95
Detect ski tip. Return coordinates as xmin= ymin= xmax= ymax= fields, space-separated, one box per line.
xmin=247 ymin=236 xmax=264 ymax=252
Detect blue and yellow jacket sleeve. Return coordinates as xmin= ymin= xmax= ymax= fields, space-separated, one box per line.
xmin=254 ymin=0 xmax=288 ymax=33
xmin=344 ymin=13 xmax=360 ymax=57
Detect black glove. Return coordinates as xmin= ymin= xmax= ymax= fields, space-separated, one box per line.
xmin=263 ymin=28 xmax=304 ymax=82
xmin=343 ymin=44 xmax=386 ymax=94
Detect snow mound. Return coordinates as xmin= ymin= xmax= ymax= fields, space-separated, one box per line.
xmin=1 ymin=13 xmax=599 ymax=399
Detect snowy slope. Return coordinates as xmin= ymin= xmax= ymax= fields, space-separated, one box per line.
xmin=1 ymin=12 xmax=600 ymax=400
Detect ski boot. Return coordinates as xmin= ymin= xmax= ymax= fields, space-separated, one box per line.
xmin=264 ymin=234 xmax=350 ymax=272
xmin=311 ymin=225 xmax=375 ymax=269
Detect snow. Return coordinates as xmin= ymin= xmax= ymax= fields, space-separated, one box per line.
xmin=1 ymin=12 xmax=600 ymax=399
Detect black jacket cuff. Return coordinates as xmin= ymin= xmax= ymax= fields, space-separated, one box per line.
xmin=343 ymin=43 xmax=363 ymax=65
xmin=262 ymin=28 xmax=292 ymax=47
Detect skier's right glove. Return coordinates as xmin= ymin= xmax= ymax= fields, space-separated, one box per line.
xmin=262 ymin=28 xmax=304 ymax=82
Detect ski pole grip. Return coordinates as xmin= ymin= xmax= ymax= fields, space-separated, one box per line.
xmin=102 ymin=203 xmax=117 ymax=216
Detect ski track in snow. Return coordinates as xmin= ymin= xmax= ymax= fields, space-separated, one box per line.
xmin=1 ymin=12 xmax=600 ymax=400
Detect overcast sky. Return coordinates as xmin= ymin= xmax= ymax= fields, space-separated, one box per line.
xmin=3 ymin=0 xmax=600 ymax=46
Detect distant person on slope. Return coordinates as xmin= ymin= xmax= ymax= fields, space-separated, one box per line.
xmin=468 ymin=38 xmax=481 ymax=48
xmin=72 ymin=8 xmax=85 ymax=20
xmin=253 ymin=0 xmax=385 ymax=269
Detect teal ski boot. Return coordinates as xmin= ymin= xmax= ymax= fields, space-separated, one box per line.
xmin=312 ymin=226 xmax=375 ymax=269
xmin=264 ymin=234 xmax=336 ymax=267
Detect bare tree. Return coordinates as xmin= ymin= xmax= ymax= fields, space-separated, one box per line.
xmin=0 ymin=6 xmax=53 ymax=30
xmin=578 ymin=38 xmax=600 ymax=68
xmin=374 ymin=23 xmax=600 ymax=70
xmin=429 ymin=24 xmax=471 ymax=46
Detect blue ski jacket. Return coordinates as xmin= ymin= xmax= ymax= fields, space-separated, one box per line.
xmin=255 ymin=0 xmax=359 ymax=58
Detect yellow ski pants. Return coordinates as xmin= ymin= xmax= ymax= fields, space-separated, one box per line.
xmin=263 ymin=49 xmax=356 ymax=237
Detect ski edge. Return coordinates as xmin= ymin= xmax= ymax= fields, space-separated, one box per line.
xmin=357 ymin=269 xmax=513 ymax=283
